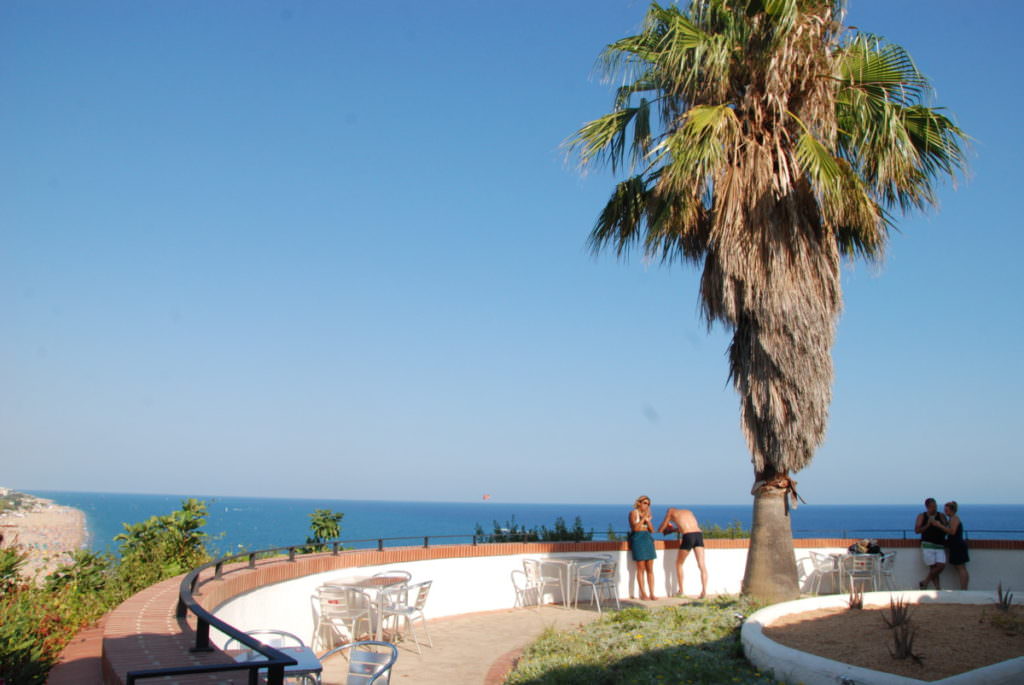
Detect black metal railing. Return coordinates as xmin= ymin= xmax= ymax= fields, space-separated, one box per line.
xmin=125 ymin=534 xmax=503 ymax=683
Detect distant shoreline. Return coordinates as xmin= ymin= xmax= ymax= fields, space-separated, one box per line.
xmin=0 ymin=486 xmax=89 ymax=580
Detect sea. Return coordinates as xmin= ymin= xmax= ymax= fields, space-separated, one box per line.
xmin=24 ymin=491 xmax=1024 ymax=557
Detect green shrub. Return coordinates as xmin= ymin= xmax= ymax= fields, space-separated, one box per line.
xmin=475 ymin=516 xmax=594 ymax=543
xmin=701 ymin=519 xmax=750 ymax=539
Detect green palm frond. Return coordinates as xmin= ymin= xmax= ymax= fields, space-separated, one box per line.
xmin=838 ymin=35 xmax=926 ymax=107
xmin=614 ymin=76 xmax=661 ymax=109
xmin=654 ymin=104 xmax=739 ymax=195
xmin=795 ymin=128 xmax=842 ymax=193
xmin=834 ymin=32 xmax=967 ymax=214
xmin=902 ymin=105 xmax=967 ymax=178
xmin=588 ymin=169 xmax=710 ymax=265
xmin=825 ymin=159 xmax=887 ymax=259
xmin=588 ymin=174 xmax=654 ymax=258
xmin=569 ymin=108 xmax=642 ymax=172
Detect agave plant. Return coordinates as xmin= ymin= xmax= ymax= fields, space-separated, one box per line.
xmin=996 ymin=582 xmax=1014 ymax=612
xmin=889 ymin=623 xmax=923 ymax=665
xmin=881 ymin=595 xmax=912 ymax=628
xmin=847 ymin=585 xmax=863 ymax=610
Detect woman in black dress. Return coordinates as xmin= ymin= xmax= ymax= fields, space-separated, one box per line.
xmin=937 ymin=501 xmax=969 ymax=589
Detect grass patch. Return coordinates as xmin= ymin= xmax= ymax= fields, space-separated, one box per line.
xmin=505 ymin=596 xmax=780 ymax=684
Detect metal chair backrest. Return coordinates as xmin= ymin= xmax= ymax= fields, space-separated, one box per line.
xmin=321 ymin=640 xmax=398 ymax=685
xmin=808 ymin=551 xmax=834 ymax=570
xmin=318 ymin=584 xmax=372 ymax=617
xmin=880 ymin=551 xmax=896 ymax=569
xmin=522 ymin=559 xmax=541 ymax=584
xmin=511 ymin=569 xmax=530 ymax=591
xmin=845 ymin=553 xmax=877 ymax=574
xmin=537 ymin=559 xmax=563 ymax=581
xmin=576 ymin=560 xmax=602 ymax=583
xmin=598 ymin=560 xmax=617 ymax=583
xmin=410 ymin=580 xmax=432 ymax=611
xmin=224 ymin=628 xmax=305 ymax=652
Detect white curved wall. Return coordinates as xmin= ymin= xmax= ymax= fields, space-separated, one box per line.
xmin=212 ymin=544 xmax=1024 ymax=649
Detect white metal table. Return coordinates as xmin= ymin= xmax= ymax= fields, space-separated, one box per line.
xmin=537 ymin=556 xmax=610 ymax=608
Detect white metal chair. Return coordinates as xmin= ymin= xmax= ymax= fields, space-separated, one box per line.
xmin=320 ymin=640 xmax=398 ymax=685
xmin=523 ymin=558 xmax=562 ymax=606
xmin=878 ymin=551 xmax=898 ymax=590
xmin=312 ymin=585 xmax=373 ymax=651
xmin=574 ymin=560 xmax=620 ymax=613
xmin=381 ymin=580 xmax=433 ymax=654
xmin=224 ymin=628 xmax=306 ymax=652
xmin=224 ymin=629 xmax=320 ymax=685
xmin=807 ymin=551 xmax=840 ymax=594
xmin=511 ymin=569 xmax=539 ymax=609
xmin=841 ymin=553 xmax=879 ymax=593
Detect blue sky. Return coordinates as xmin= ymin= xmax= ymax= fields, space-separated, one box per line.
xmin=2 ymin=1 xmax=1021 ymax=505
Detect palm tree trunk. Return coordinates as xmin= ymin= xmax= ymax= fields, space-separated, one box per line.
xmin=741 ymin=468 xmax=799 ymax=602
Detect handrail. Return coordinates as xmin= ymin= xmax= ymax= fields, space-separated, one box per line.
xmin=125 ymin=544 xmax=306 ymax=683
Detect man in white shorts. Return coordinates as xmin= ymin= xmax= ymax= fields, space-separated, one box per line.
xmin=914 ymin=497 xmax=947 ymax=589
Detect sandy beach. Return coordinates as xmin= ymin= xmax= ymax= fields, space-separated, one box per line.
xmin=0 ymin=487 xmax=88 ymax=581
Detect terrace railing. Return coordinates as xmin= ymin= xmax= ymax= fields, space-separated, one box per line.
xmin=123 ymin=528 xmax=1024 ymax=682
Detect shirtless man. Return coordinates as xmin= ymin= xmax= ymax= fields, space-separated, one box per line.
xmin=657 ymin=507 xmax=708 ymax=599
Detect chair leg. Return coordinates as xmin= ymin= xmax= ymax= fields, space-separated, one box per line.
xmin=405 ymin=615 xmax=421 ymax=655
xmin=605 ymin=583 xmax=618 ymax=610
xmin=419 ymin=613 xmax=432 ymax=648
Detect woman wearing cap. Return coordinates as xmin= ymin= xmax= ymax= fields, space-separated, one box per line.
xmin=628 ymin=495 xmax=657 ymax=600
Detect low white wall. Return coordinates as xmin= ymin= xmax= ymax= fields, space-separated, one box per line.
xmin=213 ymin=552 xmax=632 ymax=648
xmin=213 ymin=545 xmax=1024 ymax=649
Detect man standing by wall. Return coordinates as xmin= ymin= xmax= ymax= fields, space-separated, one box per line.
xmin=658 ymin=507 xmax=708 ymax=599
xmin=915 ymin=497 xmax=948 ymax=589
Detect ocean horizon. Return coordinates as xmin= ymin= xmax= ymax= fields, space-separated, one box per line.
xmin=25 ymin=490 xmax=1024 ymax=555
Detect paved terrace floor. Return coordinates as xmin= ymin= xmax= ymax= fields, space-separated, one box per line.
xmin=333 ymin=598 xmax=681 ymax=685
xmin=50 ymin=578 xmax=682 ymax=685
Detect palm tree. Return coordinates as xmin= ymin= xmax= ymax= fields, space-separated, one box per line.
xmin=570 ymin=0 xmax=966 ymax=601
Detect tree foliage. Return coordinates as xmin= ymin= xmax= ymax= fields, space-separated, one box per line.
xmin=475 ymin=515 xmax=594 ymax=543
xmin=570 ymin=0 xmax=966 ymax=477
xmin=303 ymin=508 xmax=344 ymax=552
